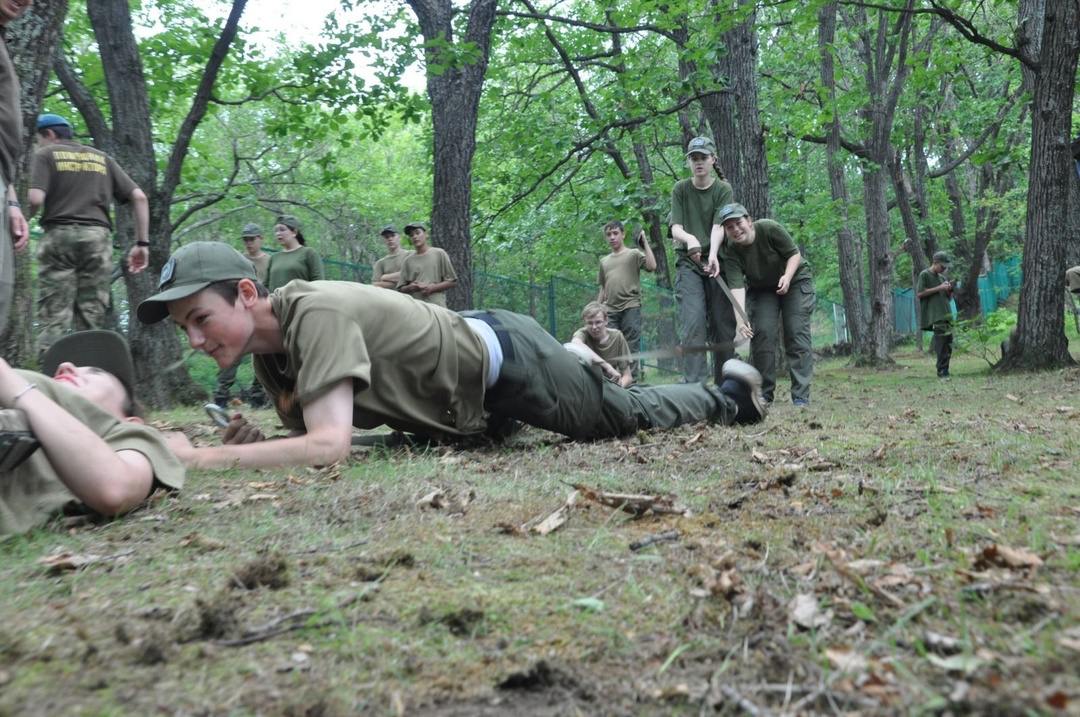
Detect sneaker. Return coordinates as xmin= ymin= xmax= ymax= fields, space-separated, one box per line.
xmin=719 ymin=359 xmax=768 ymax=424
xmin=793 ymin=398 xmax=810 ymax=407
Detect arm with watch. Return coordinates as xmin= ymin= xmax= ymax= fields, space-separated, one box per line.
xmin=125 ymin=187 xmax=151 ymax=274
xmin=5 ymin=187 xmax=27 ymax=252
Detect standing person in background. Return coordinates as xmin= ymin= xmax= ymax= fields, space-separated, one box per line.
xmin=265 ymin=215 xmax=324 ymax=291
xmin=0 ymin=0 xmax=30 ymax=339
xmin=597 ymin=220 xmax=655 ymax=381
xmin=372 ymin=225 xmax=410 ymax=289
xmin=27 ymin=114 xmax=150 ymax=356
xmin=713 ymin=204 xmax=815 ymax=406
xmin=670 ymin=136 xmax=744 ymax=384
xmin=214 ymin=223 xmax=269 ymax=407
xmin=397 ymin=222 xmax=457 ymax=308
xmin=916 ymin=251 xmax=955 ymax=379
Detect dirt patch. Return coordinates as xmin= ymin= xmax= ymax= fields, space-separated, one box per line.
xmin=175 ymin=592 xmax=241 ymax=641
xmin=419 ymin=607 xmax=485 ymax=637
xmin=230 ymin=551 xmax=290 ymax=590
xmin=497 ymin=660 xmax=577 ymax=692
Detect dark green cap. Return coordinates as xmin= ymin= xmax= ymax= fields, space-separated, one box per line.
xmin=41 ymin=330 xmax=136 ymax=399
xmin=241 ymin=222 xmax=262 ymax=237
xmin=686 ymin=136 xmax=716 ymax=157
xmin=137 ymin=242 xmax=257 ymax=324
xmin=404 ymin=222 xmax=426 ymax=234
xmin=718 ymin=203 xmax=749 ymax=223
xmin=932 ymin=251 xmax=951 ymax=266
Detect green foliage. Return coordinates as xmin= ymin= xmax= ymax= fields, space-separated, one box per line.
xmin=954 ymin=308 xmax=1017 ymax=367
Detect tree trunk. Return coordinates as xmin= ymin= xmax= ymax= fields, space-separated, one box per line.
xmin=714 ymin=0 xmax=769 ymax=218
xmin=64 ymin=0 xmax=248 ymax=405
xmin=406 ymin=0 xmax=498 ymax=310
xmin=1 ymin=0 xmax=69 ymax=364
xmin=999 ymin=0 xmax=1079 ymax=370
xmin=862 ymin=164 xmax=896 ymax=364
xmin=818 ymin=2 xmax=868 ymax=351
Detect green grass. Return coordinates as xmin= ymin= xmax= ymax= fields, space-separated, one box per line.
xmin=2 ymin=347 xmax=1080 ymax=715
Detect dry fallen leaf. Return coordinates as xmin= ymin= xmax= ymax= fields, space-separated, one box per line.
xmin=974 ymin=544 xmax=1043 ymax=571
xmin=825 ymin=646 xmax=868 ymax=673
xmin=1005 ymin=393 xmax=1020 ymax=403
xmin=789 ymin=593 xmax=831 ymax=629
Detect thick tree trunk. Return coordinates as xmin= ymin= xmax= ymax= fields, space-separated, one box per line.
xmin=714 ymin=0 xmax=769 ymax=218
xmin=862 ymin=164 xmax=896 ymax=364
xmin=407 ymin=0 xmax=498 ymax=310
xmin=1 ymin=1 xmax=69 ymax=364
xmin=818 ymin=2 xmax=868 ymax=351
xmin=999 ymin=0 xmax=1079 ymax=370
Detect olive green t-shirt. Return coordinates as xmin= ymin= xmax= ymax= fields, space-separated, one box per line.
xmin=397 ymin=247 xmax=458 ymax=308
xmin=723 ymin=219 xmax=812 ymax=290
xmin=253 ymin=281 xmax=489 ymax=439
xmin=29 ymin=141 xmax=138 ymax=229
xmin=571 ymin=327 xmax=631 ymax=374
xmin=917 ymin=268 xmax=952 ymax=329
xmin=599 ymin=248 xmax=647 ymax=311
xmin=0 ymin=370 xmax=185 ymax=536
xmin=670 ymin=178 xmax=734 ymax=262
xmin=372 ymin=250 xmax=412 ymax=284
xmin=266 ymin=246 xmax=324 ymax=291
xmin=0 ymin=38 xmax=21 ymax=186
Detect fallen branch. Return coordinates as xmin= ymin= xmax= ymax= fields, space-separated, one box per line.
xmin=629 ymin=530 xmax=680 ymax=552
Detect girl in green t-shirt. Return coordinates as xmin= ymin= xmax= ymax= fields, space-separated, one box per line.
xmin=266 ymin=214 xmax=325 ymax=291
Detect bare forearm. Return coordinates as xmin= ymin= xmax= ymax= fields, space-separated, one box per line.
xmin=185 ymin=430 xmax=350 ymax=469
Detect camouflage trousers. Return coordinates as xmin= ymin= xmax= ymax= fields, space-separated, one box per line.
xmin=36 ymin=224 xmax=112 ymax=357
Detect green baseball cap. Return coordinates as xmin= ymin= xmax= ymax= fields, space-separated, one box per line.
xmin=718 ymin=203 xmax=749 ymax=223
xmin=137 ymin=241 xmax=257 ymax=324
xmin=41 ymin=330 xmax=136 ymax=399
xmin=686 ymin=136 xmax=716 ymax=157
xmin=241 ymin=222 xmax=262 ymax=237
xmin=932 ymin=251 xmax=951 ymax=266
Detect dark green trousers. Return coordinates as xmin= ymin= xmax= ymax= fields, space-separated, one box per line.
xmin=607 ymin=305 xmax=643 ymax=379
xmin=675 ymin=259 xmax=736 ymax=384
xmin=463 ymin=309 xmax=736 ymax=440
xmin=747 ymin=277 xmax=815 ymax=403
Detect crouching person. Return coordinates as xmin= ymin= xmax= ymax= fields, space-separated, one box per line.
xmin=0 ymin=330 xmax=184 ymax=535
xmin=565 ymin=301 xmax=634 ymax=388
xmin=137 ymin=243 xmax=768 ymax=470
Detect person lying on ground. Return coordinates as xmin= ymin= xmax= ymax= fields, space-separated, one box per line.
xmin=137 ymin=242 xmax=768 ymax=470
xmin=0 ymin=330 xmax=184 ymax=535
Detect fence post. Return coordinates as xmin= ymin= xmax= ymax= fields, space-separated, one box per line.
xmin=547 ymin=278 xmax=558 ymax=336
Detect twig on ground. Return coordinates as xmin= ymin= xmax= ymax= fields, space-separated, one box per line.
xmin=629 ymin=530 xmax=680 ymax=551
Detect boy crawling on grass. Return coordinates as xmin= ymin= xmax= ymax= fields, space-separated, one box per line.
xmin=0 ymin=331 xmax=184 ymax=535
xmin=139 ymin=243 xmax=768 ymax=470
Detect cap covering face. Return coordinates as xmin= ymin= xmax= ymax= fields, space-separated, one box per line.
xmin=686 ymin=136 xmax=716 ymax=157
xmin=136 ymin=242 xmax=257 ymax=324
xmin=41 ymin=330 xmax=136 ymax=399
xmin=718 ymin=203 xmax=749 ymax=223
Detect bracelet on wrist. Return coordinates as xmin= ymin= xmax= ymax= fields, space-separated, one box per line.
xmin=135 ymin=240 xmax=150 ymax=247
xmin=7 ymin=200 xmax=19 ymax=208
xmin=11 ymin=382 xmax=37 ymax=405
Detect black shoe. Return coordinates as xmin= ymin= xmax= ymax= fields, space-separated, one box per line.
xmin=720 ymin=359 xmax=767 ymax=424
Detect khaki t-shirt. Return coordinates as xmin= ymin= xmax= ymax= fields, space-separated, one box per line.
xmin=670 ymin=178 xmax=733 ymax=266
xmin=29 ymin=141 xmax=138 ymax=229
xmin=917 ymin=268 xmax=952 ymax=330
xmin=397 ymin=248 xmax=457 ymax=307
xmin=372 ymin=250 xmax=411 ymax=284
xmin=0 ymin=38 xmax=21 ymax=186
xmin=266 ymin=246 xmax=324 ymax=291
xmin=247 ymin=252 xmax=270 ymax=284
xmin=0 ymin=370 xmax=185 ymax=535
xmin=723 ymin=219 xmax=812 ymax=290
xmin=599 ymin=248 xmax=647 ymax=311
xmin=572 ymin=327 xmax=631 ymax=374
xmin=253 ymin=281 xmax=489 ymax=439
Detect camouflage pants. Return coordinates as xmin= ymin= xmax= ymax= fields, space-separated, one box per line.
xmin=36 ymin=224 xmax=112 ymax=356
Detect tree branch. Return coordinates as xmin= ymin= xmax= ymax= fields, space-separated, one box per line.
xmin=53 ymin=53 xmax=114 ymax=149
xmin=496 ymin=9 xmax=677 ymax=41
xmin=922 ymin=0 xmax=1035 ymax=69
xmin=160 ymin=0 xmax=247 ymax=201
xmin=927 ymin=82 xmax=1025 ymax=178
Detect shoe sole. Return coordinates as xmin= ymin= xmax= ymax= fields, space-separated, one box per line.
xmin=721 ymin=359 xmax=768 ymax=421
